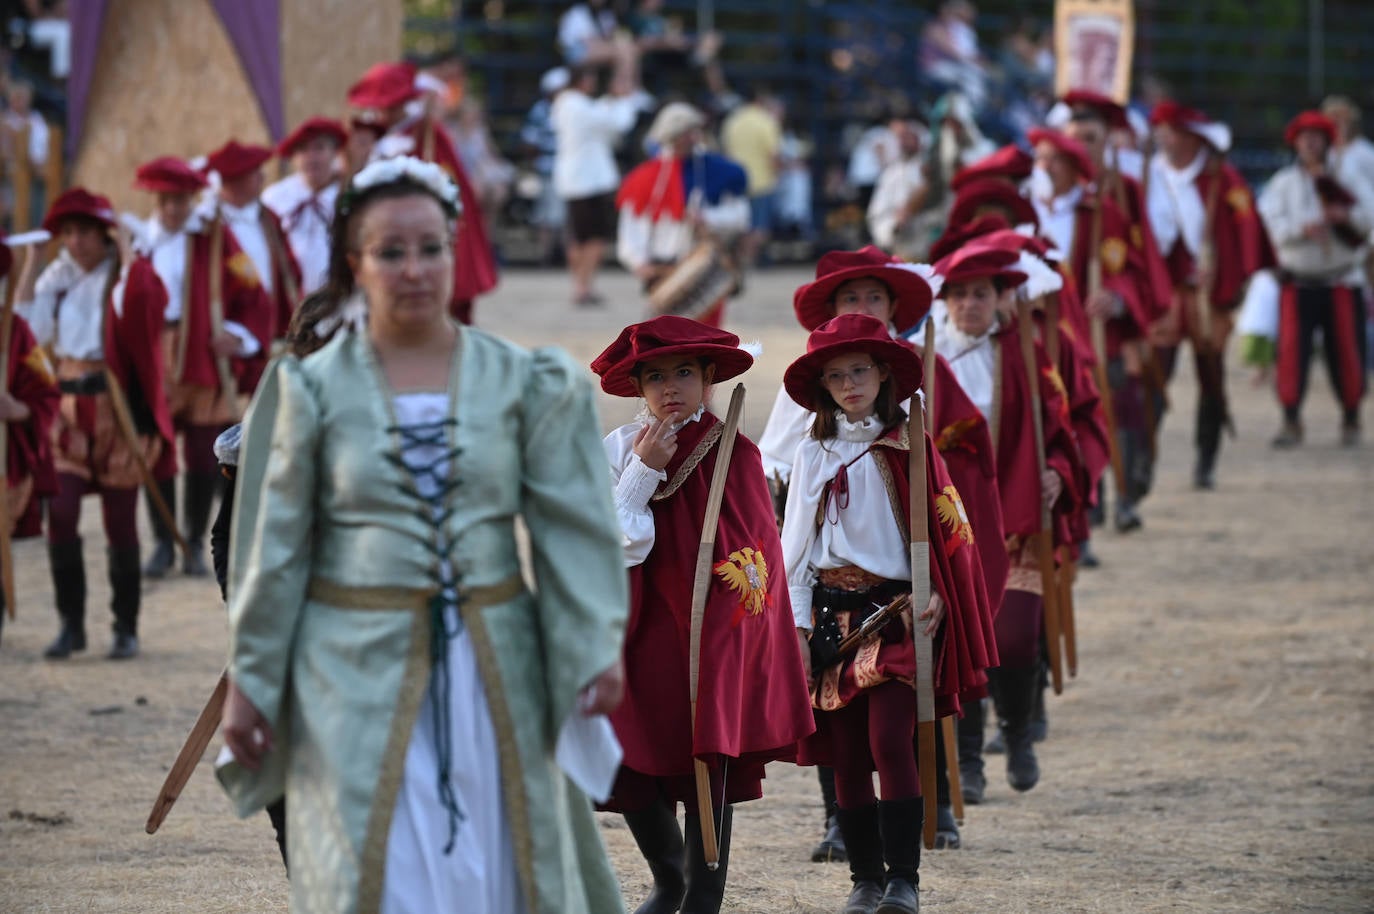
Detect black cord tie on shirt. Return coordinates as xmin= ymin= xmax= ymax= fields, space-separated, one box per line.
xmin=386 ymin=416 xmax=466 ymax=854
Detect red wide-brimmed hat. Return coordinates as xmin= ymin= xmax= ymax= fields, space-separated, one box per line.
xmin=784 ymin=313 xmax=923 ymax=410
xmin=42 ymin=187 xmax=117 ymax=234
xmin=928 ymin=213 xmax=1010 ymax=264
xmin=1061 ymin=89 xmax=1130 ymax=131
xmin=205 ymin=140 xmax=273 ymax=182
xmin=792 ymin=245 xmax=934 ymax=332
xmin=135 ymin=156 xmax=209 ymax=194
xmin=948 ymin=178 xmax=1039 ymax=230
xmin=934 ymin=244 xmax=1027 ymax=290
xmin=1149 ymin=100 xmax=1232 ymax=153
xmin=1027 ymin=127 xmax=1096 ymax=180
xmin=951 ymin=144 xmax=1034 ymax=192
xmin=278 ymin=116 xmax=348 ymax=157
xmin=1284 ymin=110 xmax=1337 ymax=147
xmin=976 ymin=227 xmax=1053 ymax=260
xmin=591 ymin=314 xmax=754 ymax=397
xmin=347 ymin=61 xmax=421 ymax=111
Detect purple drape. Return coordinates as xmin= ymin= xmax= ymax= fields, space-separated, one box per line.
xmin=66 ymin=0 xmax=283 ymax=159
xmin=210 ymin=0 xmax=284 ymax=140
xmin=66 ymin=0 xmax=112 ymax=157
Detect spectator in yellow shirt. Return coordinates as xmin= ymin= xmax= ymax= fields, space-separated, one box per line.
xmin=723 ymin=87 xmax=783 ymax=268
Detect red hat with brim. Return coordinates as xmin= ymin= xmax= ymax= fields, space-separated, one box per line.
xmin=42 ymin=187 xmax=117 ymax=234
xmin=784 ymin=313 xmax=923 ymax=410
xmin=1027 ymin=128 xmax=1096 ymax=180
xmin=1062 ymin=89 xmax=1130 ymax=131
xmin=951 ymin=144 xmax=1034 ymax=192
xmin=347 ymin=61 xmax=421 ymax=111
xmin=1149 ymin=100 xmax=1232 ymax=153
xmin=976 ymin=227 xmax=1053 ymax=260
xmin=948 ymin=179 xmax=1040 ymax=231
xmin=928 ymin=213 xmax=1010 ymax=264
xmin=792 ymin=245 xmax=934 ymax=332
xmin=934 ymin=245 xmax=1027 ymax=291
xmin=206 ymin=140 xmax=273 ymax=182
xmin=135 ymin=156 xmax=209 ymax=194
xmin=1284 ymin=110 xmax=1337 ymax=148
xmin=278 ymin=117 xmax=348 ymax=157
xmin=591 ymin=314 xmax=754 ymax=398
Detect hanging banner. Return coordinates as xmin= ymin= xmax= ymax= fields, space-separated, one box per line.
xmin=1054 ymin=0 xmax=1135 ymax=103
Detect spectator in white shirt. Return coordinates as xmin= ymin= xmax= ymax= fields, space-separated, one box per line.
xmin=552 ymin=62 xmax=640 ymax=306
xmin=558 ymin=0 xmax=621 ymax=68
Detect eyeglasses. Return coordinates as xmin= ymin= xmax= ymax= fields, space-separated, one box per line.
xmin=821 ymin=363 xmax=877 ymax=389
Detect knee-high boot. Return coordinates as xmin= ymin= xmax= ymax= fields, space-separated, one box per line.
xmin=682 ymin=805 xmax=732 ymax=914
xmin=876 ymin=798 xmax=921 ymax=913
xmin=834 ymin=804 xmax=884 ymax=914
xmin=623 ymin=800 xmax=687 ymax=914
xmin=990 ymin=664 xmax=1040 ymax=792
xmin=1194 ymin=393 xmax=1225 ymax=490
xmin=43 ymin=540 xmax=87 ymax=659
xmin=143 ymin=478 xmax=177 ymax=578
xmin=107 ymin=546 xmax=141 ymax=659
xmin=956 ymin=697 xmax=986 ymax=804
xmin=931 ymin=722 xmax=958 ymax=849
xmin=812 ymin=766 xmax=847 ymax=862
xmin=182 ymin=473 xmax=219 ymax=577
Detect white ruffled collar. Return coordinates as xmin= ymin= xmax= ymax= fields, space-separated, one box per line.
xmin=941 ymin=318 xmax=994 ymax=352
xmin=836 ymin=411 xmax=883 ymax=443
xmin=636 ymin=403 xmax=706 ymax=431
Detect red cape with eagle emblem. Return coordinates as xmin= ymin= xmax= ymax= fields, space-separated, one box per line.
xmin=1064 ymin=190 xmax=1166 ymax=355
xmin=104 ymin=257 xmax=178 ymax=480
xmin=797 ymin=424 xmax=999 ymax=774
xmin=5 ymin=315 xmax=59 ymax=536
xmin=607 ymin=410 xmax=815 ymax=807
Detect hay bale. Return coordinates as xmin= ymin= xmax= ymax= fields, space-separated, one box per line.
xmin=281 ymin=0 xmax=403 ymax=129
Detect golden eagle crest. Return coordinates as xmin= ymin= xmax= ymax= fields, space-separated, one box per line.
xmin=24 ymin=346 xmax=54 ymax=384
xmin=714 ymin=546 xmax=770 ymax=617
xmin=1226 ymin=186 xmax=1252 ymax=216
xmin=1100 ymin=237 xmax=1128 ymax=275
xmin=935 ymin=485 xmax=974 ymax=549
xmin=935 ymin=416 xmax=980 ymax=453
xmin=227 ymin=251 xmax=261 ymax=288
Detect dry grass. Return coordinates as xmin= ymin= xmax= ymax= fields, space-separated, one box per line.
xmin=1 ymin=268 xmax=1371 ymax=913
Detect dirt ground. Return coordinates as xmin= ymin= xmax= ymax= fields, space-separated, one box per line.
xmin=1 ymin=267 xmax=1371 ymax=914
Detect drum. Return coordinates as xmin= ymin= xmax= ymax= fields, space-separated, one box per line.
xmin=646 ymin=241 xmax=739 ymax=321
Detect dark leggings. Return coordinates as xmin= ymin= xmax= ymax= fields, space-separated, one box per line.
xmin=829 ymin=679 xmax=920 ymax=807
xmin=994 ymin=589 xmax=1044 ymax=669
xmin=181 ymin=424 xmax=225 ymax=477
xmin=46 ymin=473 xmax=139 ymax=550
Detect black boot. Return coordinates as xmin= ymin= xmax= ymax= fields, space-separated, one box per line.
xmin=932 ymin=724 xmax=959 ymax=850
xmin=107 ymin=546 xmax=141 ymax=660
xmin=992 ymin=665 xmax=1041 ymax=792
xmin=1194 ymin=394 xmax=1224 ymax=490
xmin=183 ymin=473 xmax=219 ymax=577
xmin=682 ymin=805 xmax=732 ymax=914
xmin=1029 ymin=657 xmax=1049 ymax=743
xmin=143 ymin=478 xmax=177 ymax=578
xmin=876 ymin=798 xmax=921 ymax=914
xmin=812 ymin=766 xmax=847 ymax=862
xmin=956 ymin=698 xmax=986 ymax=805
xmin=834 ymin=804 xmax=884 ymax=914
xmin=1077 ymin=537 xmax=1100 ymax=569
xmin=623 ymin=800 xmax=687 ymax=914
xmin=43 ymin=540 xmax=87 ymax=659
xmin=266 ymin=796 xmax=289 ymax=871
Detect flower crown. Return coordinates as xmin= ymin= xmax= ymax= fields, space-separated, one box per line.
xmin=338 ymin=156 xmax=462 ymax=217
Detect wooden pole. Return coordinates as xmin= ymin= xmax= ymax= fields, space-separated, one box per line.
xmin=146 ymin=672 xmax=228 ymax=834
xmin=104 ymin=367 xmax=190 ymax=561
xmin=1041 ymin=296 xmax=1078 ymax=678
xmin=1086 ymin=184 xmax=1129 ymax=502
xmin=12 ymin=124 xmax=31 ymax=232
xmin=1017 ymin=299 xmax=1064 ymax=696
xmin=0 ymin=274 xmax=18 ymax=619
xmin=913 ymin=320 xmax=937 ymax=850
xmin=688 ymin=383 xmax=745 ymax=871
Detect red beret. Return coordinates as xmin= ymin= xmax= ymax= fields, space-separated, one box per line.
xmin=951 ymin=144 xmax=1034 ymax=192
xmin=205 ymin=140 xmax=273 ymax=182
xmin=791 ymin=245 xmax=934 ymax=332
xmin=783 ymin=313 xmax=923 ymax=410
xmin=1284 ymin=110 xmax=1337 ymax=147
xmin=1149 ymin=100 xmax=1232 ymax=152
xmin=1062 ymin=89 xmax=1130 ymax=131
xmin=134 ymin=156 xmax=209 ymax=194
xmin=43 ymin=187 xmax=117 ymax=234
xmin=590 ymin=315 xmax=754 ymax=398
xmin=347 ymin=62 xmax=421 ymax=112
xmin=278 ymin=117 xmax=347 ymax=157
xmin=1027 ymin=128 xmax=1096 ymax=180
xmin=934 ymin=245 xmax=1027 ymax=291
xmin=927 ymin=213 xmax=1010 ymax=264
xmin=947 ymin=179 xmax=1039 ymax=231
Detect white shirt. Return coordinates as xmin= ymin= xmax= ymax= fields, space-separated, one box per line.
xmin=217 ymin=199 xmax=275 ymax=296
xmin=1033 ymin=184 xmax=1083 ymax=264
xmin=4 ymin=110 xmax=47 ymax=167
xmin=1258 ymin=163 xmax=1374 ymax=282
xmin=934 ymin=317 xmax=996 ymax=420
xmin=19 ymin=251 xmax=123 ymax=361
xmin=1331 ymin=136 xmax=1374 ymax=208
xmin=262 ymin=172 xmax=337 ymax=295
xmin=867 ymin=157 xmax=926 ymax=250
xmin=551 ymin=89 xmax=637 ymax=200
xmin=557 ymin=4 xmax=616 ymax=64
xmin=847 ymin=125 xmax=899 ymax=188
xmin=1149 ymin=148 xmax=1208 ymax=258
xmin=602 ymin=407 xmax=706 ymax=568
xmin=781 ymin=413 xmax=912 ymax=629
